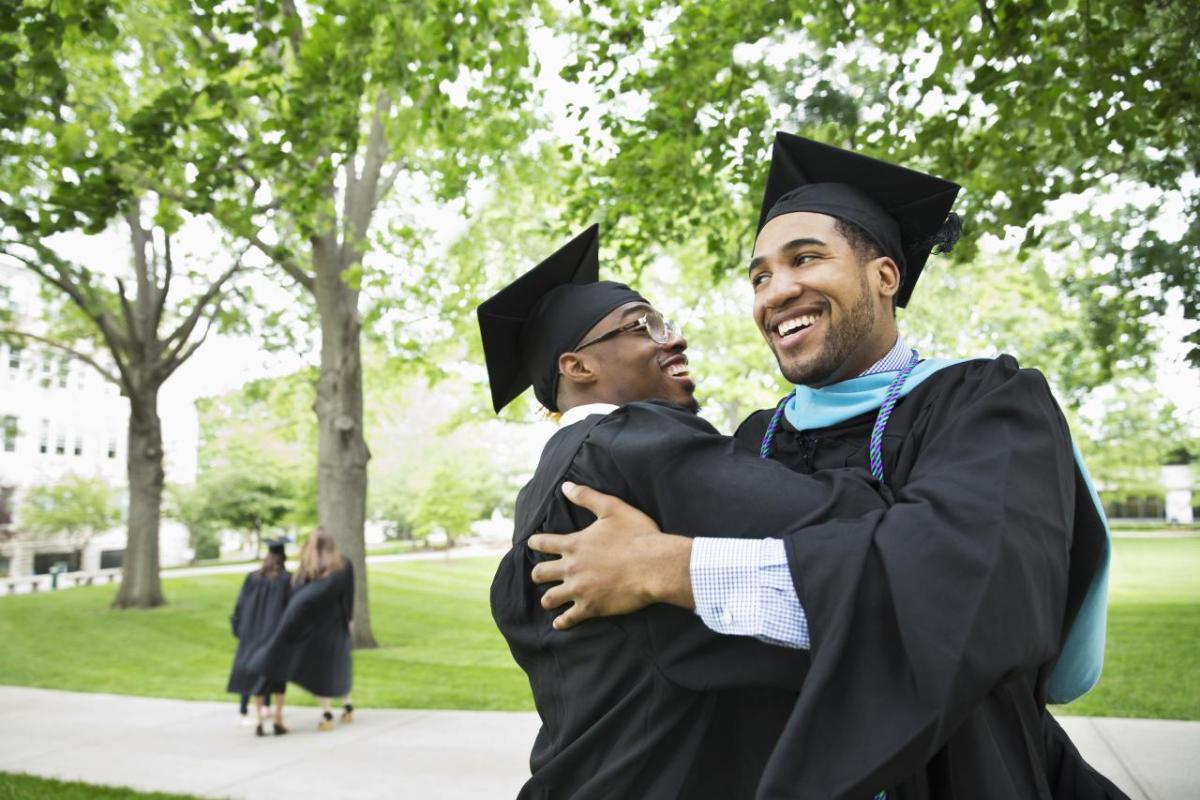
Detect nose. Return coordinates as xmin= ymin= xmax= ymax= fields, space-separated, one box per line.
xmin=661 ymin=328 xmax=687 ymax=353
xmin=760 ymin=268 xmax=805 ymax=311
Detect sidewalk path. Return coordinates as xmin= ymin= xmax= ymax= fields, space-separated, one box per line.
xmin=1 ymin=687 xmax=1196 ymax=799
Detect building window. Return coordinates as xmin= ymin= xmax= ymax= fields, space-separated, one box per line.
xmin=107 ymin=433 xmax=117 ymax=459
xmin=38 ymin=419 xmax=49 ymax=454
xmin=0 ymin=484 xmax=14 ymax=526
xmin=57 ymin=357 xmax=70 ymax=389
xmin=73 ymin=431 xmax=84 ymax=456
xmin=7 ymin=345 xmax=20 ymax=372
xmin=54 ymin=428 xmax=66 ymax=455
xmin=2 ymin=416 xmax=16 ymax=453
xmin=39 ymin=351 xmax=53 ymax=388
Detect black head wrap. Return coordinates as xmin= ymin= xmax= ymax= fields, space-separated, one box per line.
xmin=477 ymin=225 xmax=646 ymax=412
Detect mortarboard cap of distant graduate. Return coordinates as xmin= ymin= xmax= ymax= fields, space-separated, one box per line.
xmin=757 ymin=132 xmax=963 ymax=307
xmin=265 ymin=536 xmax=290 ymax=556
xmin=477 ymin=224 xmax=647 ymax=413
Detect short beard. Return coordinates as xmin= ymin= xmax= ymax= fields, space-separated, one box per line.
xmin=775 ymin=271 xmax=876 ymax=386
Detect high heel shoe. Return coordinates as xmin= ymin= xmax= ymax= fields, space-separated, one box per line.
xmin=273 ymin=722 xmax=288 ymax=736
xmin=255 ymin=723 xmax=265 ymax=737
xmin=318 ymin=711 xmax=334 ymax=732
xmin=340 ymin=703 xmax=354 ymax=723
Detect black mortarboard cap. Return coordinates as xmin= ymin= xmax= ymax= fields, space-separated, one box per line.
xmin=266 ymin=536 xmax=289 ymax=556
xmin=757 ymin=132 xmax=962 ymax=307
xmin=477 ymin=224 xmax=646 ymax=413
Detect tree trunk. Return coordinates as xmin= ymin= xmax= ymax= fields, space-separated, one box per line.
xmin=113 ymin=386 xmax=165 ymax=608
xmin=314 ymin=260 xmax=376 ymax=649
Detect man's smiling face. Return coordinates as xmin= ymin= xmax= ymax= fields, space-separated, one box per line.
xmin=570 ymin=301 xmax=698 ymax=412
xmin=749 ymin=212 xmax=897 ymax=387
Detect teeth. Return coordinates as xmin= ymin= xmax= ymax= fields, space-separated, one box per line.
xmin=777 ymin=314 xmax=818 ymax=337
xmin=666 ymin=363 xmax=689 ymax=377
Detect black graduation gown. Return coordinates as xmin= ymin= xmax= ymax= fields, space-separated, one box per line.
xmin=226 ymin=570 xmax=291 ymax=695
xmin=251 ymin=562 xmax=354 ymax=698
xmin=733 ymin=356 xmax=1126 ymax=800
xmin=493 ymin=400 xmax=891 ymax=799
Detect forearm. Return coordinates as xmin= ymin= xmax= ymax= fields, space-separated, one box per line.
xmin=643 ymin=532 xmax=695 ymax=610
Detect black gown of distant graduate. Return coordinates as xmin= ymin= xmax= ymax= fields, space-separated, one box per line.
xmin=734 ymin=356 xmax=1126 ymax=800
xmin=493 ymin=399 xmax=892 ymax=800
xmin=226 ymin=569 xmax=291 ymax=695
xmin=252 ymin=562 xmax=354 ymax=698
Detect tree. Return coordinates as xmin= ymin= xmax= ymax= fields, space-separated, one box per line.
xmin=117 ymin=0 xmax=546 ymax=647
xmin=19 ymin=475 xmax=121 ymax=564
xmin=166 ymin=483 xmax=221 ymax=561
xmin=1 ymin=2 xmax=263 ymax=607
xmin=560 ymin=0 xmax=1200 ymax=366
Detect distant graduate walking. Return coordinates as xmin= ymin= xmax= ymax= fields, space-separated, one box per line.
xmin=227 ymin=537 xmax=291 ymax=736
xmin=252 ymin=528 xmax=355 ymax=731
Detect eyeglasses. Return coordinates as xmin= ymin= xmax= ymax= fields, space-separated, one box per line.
xmin=575 ymin=310 xmax=682 ymax=351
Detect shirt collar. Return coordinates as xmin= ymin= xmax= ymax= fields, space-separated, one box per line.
xmin=858 ymin=335 xmax=912 ymax=377
xmin=559 ymin=402 xmax=619 ymax=427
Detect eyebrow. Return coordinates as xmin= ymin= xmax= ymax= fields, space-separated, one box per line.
xmin=747 ymin=237 xmax=830 ymax=274
xmin=619 ymin=303 xmax=652 ymax=320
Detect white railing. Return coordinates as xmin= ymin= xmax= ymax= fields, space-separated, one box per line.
xmin=1 ymin=567 xmax=122 ymax=596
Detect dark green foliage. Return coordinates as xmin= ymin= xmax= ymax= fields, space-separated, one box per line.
xmin=562 ymin=0 xmax=1200 ymax=366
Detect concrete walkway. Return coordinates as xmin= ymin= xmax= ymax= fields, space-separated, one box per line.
xmin=1 ymin=687 xmax=1196 ymax=799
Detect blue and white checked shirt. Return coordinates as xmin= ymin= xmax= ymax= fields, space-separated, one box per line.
xmin=690 ymin=337 xmax=912 ymax=649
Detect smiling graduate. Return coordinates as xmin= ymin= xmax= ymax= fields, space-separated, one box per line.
xmin=525 ymin=134 xmax=1125 ymax=800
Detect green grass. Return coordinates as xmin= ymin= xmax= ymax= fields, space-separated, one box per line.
xmin=0 ymin=773 xmax=207 ymax=799
xmin=2 ymin=542 xmax=1197 ymax=719
xmin=0 ymin=557 xmax=534 ymax=711
xmin=1052 ymin=537 xmax=1200 ymax=720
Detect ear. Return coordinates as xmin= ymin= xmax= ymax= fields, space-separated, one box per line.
xmin=871 ymin=256 xmax=902 ymax=301
xmin=558 ymin=351 xmax=598 ymax=390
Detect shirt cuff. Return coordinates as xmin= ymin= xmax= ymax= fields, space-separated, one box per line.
xmin=690 ymin=537 xmax=810 ymax=650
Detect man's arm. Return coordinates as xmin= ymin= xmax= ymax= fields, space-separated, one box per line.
xmin=529 ymin=481 xmax=693 ymax=630
xmin=532 ymin=484 xmax=811 ymax=648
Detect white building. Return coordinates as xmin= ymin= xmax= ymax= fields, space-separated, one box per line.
xmin=0 ymin=262 xmax=198 ymax=576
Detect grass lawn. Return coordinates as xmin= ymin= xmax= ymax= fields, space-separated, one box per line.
xmin=0 ymin=773 xmax=206 ymax=799
xmin=0 ymin=557 xmax=534 ymax=711
xmin=1051 ymin=536 xmax=1200 ymax=720
xmin=2 ymin=541 xmax=1197 ymax=719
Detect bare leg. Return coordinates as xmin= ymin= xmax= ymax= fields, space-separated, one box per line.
xmin=272 ymin=693 xmax=286 ymax=726
xmin=253 ymin=695 xmax=266 ymax=736
xmin=317 ymin=696 xmax=333 ymax=731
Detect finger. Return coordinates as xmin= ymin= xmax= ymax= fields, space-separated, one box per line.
xmin=540 ymin=585 xmax=572 ymax=610
xmin=552 ymin=605 xmax=585 ymax=631
xmin=530 ymin=559 xmax=566 ymax=585
xmin=560 ymin=481 xmax=620 ymax=517
xmin=528 ymin=533 xmax=566 ymax=555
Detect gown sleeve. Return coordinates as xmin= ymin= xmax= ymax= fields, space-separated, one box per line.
xmin=341 ymin=561 xmax=355 ymax=627
xmin=230 ymin=574 xmax=251 ymax=638
xmin=565 ymin=402 xmax=893 ymax=692
xmin=759 ymin=358 xmax=1076 ymax=798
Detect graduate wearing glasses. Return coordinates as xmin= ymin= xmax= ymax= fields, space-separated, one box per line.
xmin=479 ymin=225 xmax=897 ymax=799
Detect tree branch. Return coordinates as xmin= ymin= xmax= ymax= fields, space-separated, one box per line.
xmin=159 ymin=254 xmax=246 ymax=372
xmin=0 ymin=329 xmax=121 ymax=385
xmin=114 ymin=277 xmax=144 ymax=350
xmin=976 ymin=0 xmax=999 ymax=33
xmin=0 ymin=240 xmax=138 ymax=393
xmin=155 ymin=234 xmax=174 ymax=330
xmin=247 ymin=231 xmax=314 ymax=293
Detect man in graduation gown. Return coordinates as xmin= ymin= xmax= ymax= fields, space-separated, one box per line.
xmin=527 ymin=135 xmax=1126 ymax=799
xmin=480 ymin=224 xmax=898 ymax=798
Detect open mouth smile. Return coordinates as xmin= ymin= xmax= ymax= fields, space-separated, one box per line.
xmin=660 ymin=355 xmax=694 ymax=384
xmin=771 ymin=309 xmax=824 ymax=347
